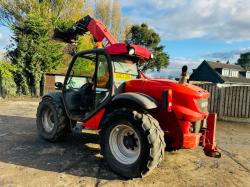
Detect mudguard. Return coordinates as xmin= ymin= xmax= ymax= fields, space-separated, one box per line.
xmin=112 ymin=92 xmax=158 ymax=109
xmin=42 ymin=92 xmax=63 ymax=106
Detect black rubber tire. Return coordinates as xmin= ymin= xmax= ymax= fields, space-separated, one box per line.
xmin=36 ymin=97 xmax=69 ymax=142
xmin=100 ymin=108 xmax=165 ymax=178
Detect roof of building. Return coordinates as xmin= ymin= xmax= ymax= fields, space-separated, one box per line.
xmin=205 ymin=60 xmax=245 ymax=71
xmin=192 ymin=60 xmax=250 ymax=84
xmin=206 ymin=60 xmax=250 ymax=83
xmin=221 ymin=76 xmax=250 ymax=83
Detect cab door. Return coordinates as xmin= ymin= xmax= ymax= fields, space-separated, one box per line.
xmin=62 ymin=49 xmax=112 ymax=121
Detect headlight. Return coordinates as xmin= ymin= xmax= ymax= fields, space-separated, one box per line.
xmin=129 ymin=48 xmax=135 ymax=55
xmin=197 ymin=98 xmax=208 ymax=112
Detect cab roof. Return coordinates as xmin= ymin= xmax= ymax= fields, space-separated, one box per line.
xmin=105 ymin=43 xmax=152 ymax=61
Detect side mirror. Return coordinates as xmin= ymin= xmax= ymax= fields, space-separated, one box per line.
xmin=55 ymin=82 xmax=63 ymax=90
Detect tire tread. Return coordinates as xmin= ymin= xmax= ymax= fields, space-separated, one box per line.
xmin=36 ymin=97 xmax=69 ymax=142
xmin=100 ymin=108 xmax=165 ymax=178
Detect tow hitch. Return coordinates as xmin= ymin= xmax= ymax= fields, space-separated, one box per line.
xmin=201 ymin=113 xmax=221 ymax=158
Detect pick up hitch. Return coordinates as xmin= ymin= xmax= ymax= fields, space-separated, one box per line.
xmin=201 ymin=113 xmax=221 ymax=158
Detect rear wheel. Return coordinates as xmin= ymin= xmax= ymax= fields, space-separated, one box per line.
xmin=36 ymin=97 xmax=69 ymax=142
xmin=100 ymin=108 xmax=165 ymax=178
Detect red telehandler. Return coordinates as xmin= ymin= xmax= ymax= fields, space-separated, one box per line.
xmin=36 ymin=15 xmax=221 ymax=178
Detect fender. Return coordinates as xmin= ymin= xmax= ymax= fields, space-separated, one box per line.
xmin=111 ymin=92 xmax=158 ymax=110
xmin=42 ymin=92 xmax=63 ymax=106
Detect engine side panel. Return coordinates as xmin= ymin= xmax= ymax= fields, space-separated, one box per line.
xmin=124 ymin=78 xmax=210 ymax=149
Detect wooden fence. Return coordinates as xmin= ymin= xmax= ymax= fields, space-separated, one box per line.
xmin=197 ymin=84 xmax=250 ymax=122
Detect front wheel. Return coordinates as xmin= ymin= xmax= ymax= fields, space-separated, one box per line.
xmin=36 ymin=97 xmax=69 ymax=142
xmin=100 ymin=108 xmax=165 ymax=178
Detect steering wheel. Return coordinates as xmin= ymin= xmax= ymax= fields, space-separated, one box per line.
xmin=86 ymin=77 xmax=93 ymax=84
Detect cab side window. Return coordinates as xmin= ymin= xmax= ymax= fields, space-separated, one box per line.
xmin=97 ymin=55 xmax=110 ymax=88
xmin=95 ymin=55 xmax=110 ymax=106
xmin=66 ymin=57 xmax=95 ymax=89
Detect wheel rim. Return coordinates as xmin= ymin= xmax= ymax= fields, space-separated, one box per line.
xmin=109 ymin=124 xmax=141 ymax=165
xmin=42 ymin=108 xmax=55 ymax=133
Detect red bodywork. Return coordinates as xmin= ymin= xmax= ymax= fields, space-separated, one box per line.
xmin=105 ymin=43 xmax=152 ymax=60
xmin=80 ymin=16 xmax=220 ymax=157
xmin=83 ymin=76 xmax=221 ymax=157
xmin=83 ymin=108 xmax=106 ymax=130
xmin=86 ymin=18 xmax=118 ymax=45
xmin=124 ymin=79 xmax=216 ymax=152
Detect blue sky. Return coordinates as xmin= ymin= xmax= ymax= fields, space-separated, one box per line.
xmin=1 ymin=0 xmax=250 ymax=77
xmin=121 ymin=0 xmax=250 ymax=77
xmin=0 ymin=26 xmax=11 ymax=50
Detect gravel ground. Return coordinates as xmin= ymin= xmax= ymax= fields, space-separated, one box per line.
xmin=0 ymin=99 xmax=249 ymax=187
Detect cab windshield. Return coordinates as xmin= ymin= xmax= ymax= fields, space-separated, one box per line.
xmin=112 ymin=56 xmax=138 ymax=79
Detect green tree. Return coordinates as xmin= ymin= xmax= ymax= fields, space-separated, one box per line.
xmin=0 ymin=0 xmax=86 ymax=96
xmin=0 ymin=0 xmax=86 ymax=27
xmin=77 ymin=34 xmax=95 ymax=52
xmin=0 ymin=60 xmax=16 ymax=97
xmin=127 ymin=23 xmax=169 ymax=72
xmin=237 ymin=52 xmax=250 ymax=69
xmin=8 ymin=12 xmax=64 ymax=96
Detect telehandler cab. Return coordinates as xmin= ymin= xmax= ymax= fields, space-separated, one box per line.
xmin=36 ymin=15 xmax=221 ymax=178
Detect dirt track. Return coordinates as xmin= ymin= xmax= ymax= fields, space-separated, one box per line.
xmin=0 ymin=99 xmax=249 ymax=187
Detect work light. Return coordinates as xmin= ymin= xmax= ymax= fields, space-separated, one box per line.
xmin=129 ymin=48 xmax=135 ymax=55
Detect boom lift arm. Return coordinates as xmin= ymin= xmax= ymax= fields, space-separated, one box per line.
xmin=54 ymin=15 xmax=118 ymax=46
xmin=54 ymin=15 xmax=152 ymax=60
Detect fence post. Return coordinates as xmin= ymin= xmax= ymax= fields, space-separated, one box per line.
xmin=218 ymin=86 xmax=224 ymax=119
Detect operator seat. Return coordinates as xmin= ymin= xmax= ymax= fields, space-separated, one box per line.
xmin=79 ymin=82 xmax=95 ymax=112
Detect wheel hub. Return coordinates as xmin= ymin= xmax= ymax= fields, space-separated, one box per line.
xmin=109 ymin=124 xmax=141 ymax=165
xmin=42 ymin=108 xmax=55 ymax=133
xmin=123 ymin=133 xmax=138 ymax=150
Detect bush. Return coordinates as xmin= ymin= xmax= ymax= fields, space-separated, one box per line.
xmin=0 ymin=61 xmax=16 ymax=97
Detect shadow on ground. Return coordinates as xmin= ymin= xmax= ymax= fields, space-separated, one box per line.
xmin=0 ymin=115 xmax=123 ymax=180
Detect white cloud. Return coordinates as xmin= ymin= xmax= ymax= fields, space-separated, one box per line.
xmin=146 ymin=57 xmax=201 ymax=78
xmin=0 ymin=33 xmax=3 ymax=40
xmin=121 ymin=0 xmax=250 ymax=42
xmin=203 ymin=48 xmax=250 ymax=63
